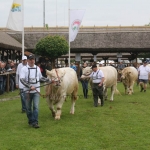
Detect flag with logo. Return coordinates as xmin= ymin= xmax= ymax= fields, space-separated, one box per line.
xmin=69 ymin=9 xmax=85 ymax=42
xmin=7 ymin=0 xmax=23 ymax=31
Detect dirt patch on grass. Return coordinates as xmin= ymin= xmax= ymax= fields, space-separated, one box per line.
xmin=0 ymin=96 xmax=20 ymax=102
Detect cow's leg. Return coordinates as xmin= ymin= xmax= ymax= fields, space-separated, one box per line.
xmin=103 ymin=88 xmax=108 ymax=100
xmin=70 ymin=87 xmax=78 ymax=114
xmin=110 ymin=85 xmax=116 ymax=101
xmin=55 ymin=95 xmax=66 ymax=120
xmin=128 ymin=82 xmax=134 ymax=95
xmin=46 ymin=96 xmax=55 ymax=117
xmin=123 ymin=83 xmax=128 ymax=94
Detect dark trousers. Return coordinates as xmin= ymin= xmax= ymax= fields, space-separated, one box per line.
xmin=81 ymin=80 xmax=88 ymax=98
xmin=92 ymin=83 xmax=103 ymax=107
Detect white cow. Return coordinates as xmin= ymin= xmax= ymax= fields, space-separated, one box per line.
xmin=46 ymin=67 xmax=78 ymax=120
xmin=121 ymin=67 xmax=138 ymax=95
xmin=81 ymin=66 xmax=119 ymax=101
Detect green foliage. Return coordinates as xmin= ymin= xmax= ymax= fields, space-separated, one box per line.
xmin=1 ymin=83 xmax=150 ymax=149
xmin=35 ymin=35 xmax=69 ymax=59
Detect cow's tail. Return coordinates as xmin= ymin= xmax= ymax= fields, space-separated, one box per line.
xmin=115 ymin=88 xmax=122 ymax=96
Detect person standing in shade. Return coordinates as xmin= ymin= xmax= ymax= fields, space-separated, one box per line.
xmin=20 ymin=54 xmax=49 ymax=128
xmin=138 ymin=61 xmax=150 ymax=92
xmin=90 ymin=64 xmax=105 ymax=107
xmin=70 ymin=63 xmax=77 ymax=71
xmin=99 ymin=62 xmax=104 ymax=67
xmin=117 ymin=60 xmax=126 ymax=81
xmin=80 ymin=62 xmax=89 ymax=99
xmin=16 ymin=56 xmax=28 ymax=113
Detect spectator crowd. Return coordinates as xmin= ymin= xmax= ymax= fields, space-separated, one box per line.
xmin=0 ymin=57 xmax=149 ymax=95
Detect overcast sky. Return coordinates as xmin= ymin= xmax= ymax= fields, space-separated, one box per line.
xmin=0 ymin=0 xmax=150 ymax=27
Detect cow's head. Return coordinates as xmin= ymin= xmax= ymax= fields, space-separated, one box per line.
xmin=81 ymin=67 xmax=92 ymax=80
xmin=83 ymin=67 xmax=92 ymax=76
xmin=121 ymin=68 xmax=131 ymax=80
xmin=46 ymin=69 xmax=65 ymax=86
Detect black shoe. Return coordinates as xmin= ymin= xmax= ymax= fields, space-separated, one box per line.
xmin=32 ymin=124 xmax=40 ymax=128
xmin=21 ymin=110 xmax=26 ymax=113
xmin=144 ymin=90 xmax=146 ymax=92
xmin=29 ymin=123 xmax=33 ymax=127
xmin=140 ymin=88 xmax=144 ymax=92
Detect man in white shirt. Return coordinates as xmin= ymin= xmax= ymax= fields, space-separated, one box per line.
xmin=16 ymin=56 xmax=27 ymax=113
xmin=90 ymin=64 xmax=105 ymax=107
xmin=138 ymin=61 xmax=150 ymax=92
xmin=20 ymin=54 xmax=49 ymax=128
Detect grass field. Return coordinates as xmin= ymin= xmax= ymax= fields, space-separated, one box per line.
xmin=0 ymin=82 xmax=150 ymax=150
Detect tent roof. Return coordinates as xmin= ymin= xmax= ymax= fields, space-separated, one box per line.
xmin=0 ymin=32 xmax=25 ymax=51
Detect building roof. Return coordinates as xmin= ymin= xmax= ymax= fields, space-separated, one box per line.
xmin=0 ymin=32 xmax=25 ymax=51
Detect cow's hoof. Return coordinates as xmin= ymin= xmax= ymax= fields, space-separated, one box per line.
xmin=52 ymin=113 xmax=55 ymax=118
xmin=55 ymin=115 xmax=60 ymax=120
xmin=110 ymin=100 xmax=113 ymax=102
xmin=70 ymin=111 xmax=74 ymax=114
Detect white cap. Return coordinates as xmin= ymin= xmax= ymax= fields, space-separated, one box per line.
xmin=22 ymin=56 xmax=27 ymax=60
xmin=99 ymin=62 xmax=103 ymax=65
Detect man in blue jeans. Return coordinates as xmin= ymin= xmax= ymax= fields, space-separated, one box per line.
xmin=20 ymin=54 xmax=49 ymax=128
xmin=16 ymin=56 xmax=27 ymax=113
xmin=80 ymin=62 xmax=89 ymax=99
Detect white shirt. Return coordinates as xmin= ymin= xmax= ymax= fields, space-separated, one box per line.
xmin=20 ymin=64 xmax=42 ymax=93
xmin=90 ymin=69 xmax=104 ymax=83
xmin=16 ymin=63 xmax=27 ymax=89
xmin=138 ymin=65 xmax=150 ymax=80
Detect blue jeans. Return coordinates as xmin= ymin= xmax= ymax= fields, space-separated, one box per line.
xmin=0 ymin=81 xmax=3 ymax=94
xmin=24 ymin=92 xmax=40 ymax=125
xmin=20 ymin=89 xmax=26 ymax=111
xmin=3 ymin=77 xmax=6 ymax=93
xmin=10 ymin=77 xmax=14 ymax=91
xmin=81 ymin=80 xmax=88 ymax=90
xmin=81 ymin=80 xmax=88 ymax=98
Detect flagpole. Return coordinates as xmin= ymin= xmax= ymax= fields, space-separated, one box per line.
xmin=68 ymin=0 xmax=70 ymax=67
xmin=43 ymin=0 xmax=45 ymax=27
xmin=22 ymin=0 xmax=24 ymax=56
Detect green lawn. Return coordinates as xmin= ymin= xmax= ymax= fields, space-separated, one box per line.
xmin=0 ymin=82 xmax=150 ymax=150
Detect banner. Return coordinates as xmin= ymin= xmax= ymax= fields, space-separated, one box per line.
xmin=69 ymin=9 xmax=85 ymax=42
xmin=6 ymin=0 xmax=23 ymax=31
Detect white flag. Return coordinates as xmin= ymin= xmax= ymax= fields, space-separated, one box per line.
xmin=6 ymin=0 xmax=23 ymax=31
xmin=69 ymin=9 xmax=85 ymax=42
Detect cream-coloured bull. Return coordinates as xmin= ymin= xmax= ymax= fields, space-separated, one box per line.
xmin=121 ymin=67 xmax=138 ymax=95
xmin=46 ymin=68 xmax=78 ymax=120
xmin=81 ymin=66 xmax=119 ymax=101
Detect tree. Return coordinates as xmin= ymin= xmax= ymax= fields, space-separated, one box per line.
xmin=35 ymin=35 xmax=69 ymax=68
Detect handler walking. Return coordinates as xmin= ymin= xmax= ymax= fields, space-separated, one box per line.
xmin=90 ymin=64 xmax=105 ymax=107
xmin=20 ymin=54 xmax=49 ymax=128
xmin=80 ymin=62 xmax=89 ymax=99
xmin=16 ymin=56 xmax=27 ymax=113
xmin=138 ymin=60 xmax=150 ymax=92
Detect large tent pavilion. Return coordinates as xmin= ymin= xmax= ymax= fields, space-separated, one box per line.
xmin=0 ymin=32 xmax=23 ymax=61
xmin=1 ymin=26 xmax=150 ymax=64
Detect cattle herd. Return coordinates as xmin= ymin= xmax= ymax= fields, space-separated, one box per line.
xmin=45 ymin=65 xmax=149 ymax=120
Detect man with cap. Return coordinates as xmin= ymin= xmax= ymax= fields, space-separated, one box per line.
xmin=90 ymin=64 xmax=105 ymax=107
xmin=20 ymin=54 xmax=49 ymax=128
xmin=16 ymin=55 xmax=28 ymax=113
xmin=138 ymin=60 xmax=150 ymax=92
xmin=99 ymin=62 xmax=104 ymax=67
